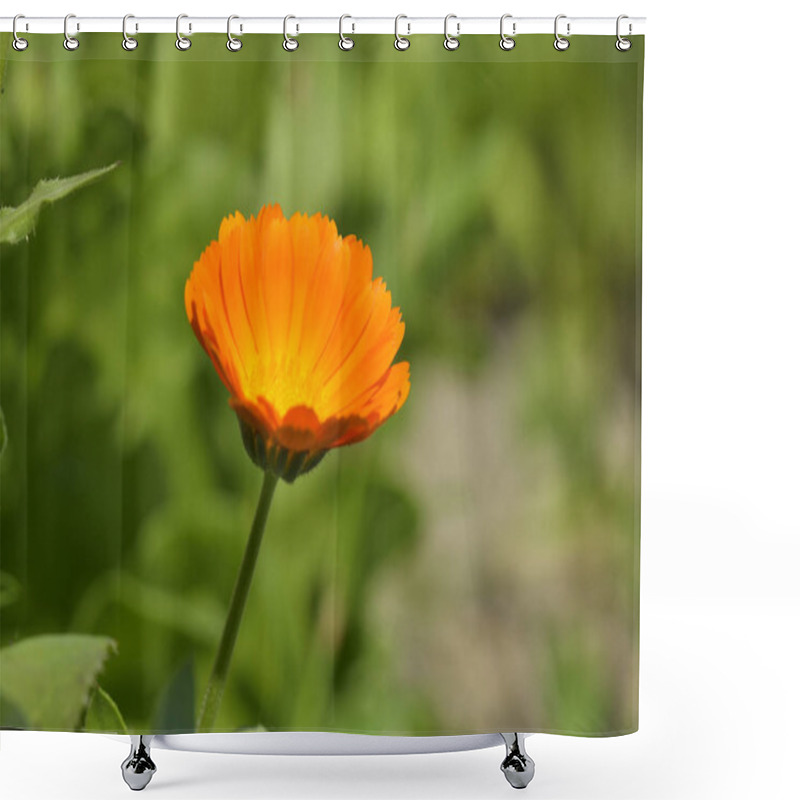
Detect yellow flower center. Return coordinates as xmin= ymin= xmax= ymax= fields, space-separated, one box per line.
xmin=247 ymin=355 xmax=320 ymax=418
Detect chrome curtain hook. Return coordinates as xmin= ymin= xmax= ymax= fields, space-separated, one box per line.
xmin=499 ymin=14 xmax=515 ymax=51
xmin=443 ymin=14 xmax=460 ymax=51
xmin=63 ymin=13 xmax=79 ymax=51
xmin=394 ymin=15 xmax=410 ymax=51
xmin=12 ymin=14 xmax=29 ymax=51
xmin=554 ymin=14 xmax=570 ymax=51
xmin=339 ymin=14 xmax=354 ymax=50
xmin=176 ymin=14 xmax=191 ymax=50
xmin=616 ymin=14 xmax=632 ymax=51
xmin=283 ymin=15 xmax=299 ymax=51
xmin=122 ymin=14 xmax=138 ymax=51
xmin=227 ymin=15 xmax=243 ymax=51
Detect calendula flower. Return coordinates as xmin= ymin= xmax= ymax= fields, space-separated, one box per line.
xmin=188 ymin=205 xmax=410 ymax=731
xmin=185 ymin=204 xmax=410 ymax=482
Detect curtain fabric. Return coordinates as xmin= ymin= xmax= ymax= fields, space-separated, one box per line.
xmin=0 ymin=33 xmax=643 ymax=737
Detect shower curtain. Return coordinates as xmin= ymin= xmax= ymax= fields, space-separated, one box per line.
xmin=0 ymin=31 xmax=643 ymax=738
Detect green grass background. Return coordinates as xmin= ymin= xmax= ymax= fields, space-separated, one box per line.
xmin=0 ymin=33 xmax=642 ymax=735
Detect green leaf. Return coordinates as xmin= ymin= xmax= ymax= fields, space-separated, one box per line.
xmin=84 ymin=684 xmax=127 ymax=733
xmin=0 ymin=403 xmax=6 ymax=457
xmin=0 ymin=571 xmax=21 ymax=609
xmin=0 ymin=693 xmax=28 ymax=728
xmin=0 ymin=634 xmax=116 ymax=730
xmin=0 ymin=163 xmax=119 ymax=245
xmin=153 ymin=658 xmax=195 ymax=733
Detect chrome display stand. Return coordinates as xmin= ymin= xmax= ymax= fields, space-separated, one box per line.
xmin=120 ymin=731 xmax=534 ymax=791
xmin=120 ymin=736 xmax=156 ymax=791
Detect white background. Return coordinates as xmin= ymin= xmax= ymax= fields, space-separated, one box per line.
xmin=2 ymin=1 xmax=799 ymax=798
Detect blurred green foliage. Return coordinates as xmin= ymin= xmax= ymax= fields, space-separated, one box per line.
xmin=1 ymin=34 xmax=642 ymax=735
xmin=0 ymin=634 xmax=116 ymax=729
xmin=84 ymin=683 xmax=128 ymax=734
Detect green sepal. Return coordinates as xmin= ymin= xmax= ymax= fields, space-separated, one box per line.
xmin=238 ymin=419 xmax=326 ymax=483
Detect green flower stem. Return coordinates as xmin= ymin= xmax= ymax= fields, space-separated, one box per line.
xmin=197 ymin=469 xmax=279 ymax=731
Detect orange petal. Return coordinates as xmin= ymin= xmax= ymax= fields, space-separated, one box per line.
xmin=186 ymin=205 xmax=410 ymax=463
xmin=273 ymin=405 xmax=322 ymax=451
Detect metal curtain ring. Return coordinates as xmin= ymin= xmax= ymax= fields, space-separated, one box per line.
xmin=616 ymin=14 xmax=632 ymax=51
xmin=122 ymin=14 xmax=138 ymax=51
xmin=12 ymin=14 xmax=28 ymax=51
xmin=176 ymin=14 xmax=191 ymax=50
xmin=394 ymin=15 xmax=410 ymax=51
xmin=283 ymin=15 xmax=299 ymax=51
xmin=443 ymin=14 xmax=460 ymax=51
xmin=227 ymin=15 xmax=243 ymax=51
xmin=499 ymin=14 xmax=515 ymax=51
xmin=339 ymin=14 xmax=354 ymax=50
xmin=64 ymin=13 xmax=79 ymax=51
xmin=554 ymin=14 xmax=570 ymax=51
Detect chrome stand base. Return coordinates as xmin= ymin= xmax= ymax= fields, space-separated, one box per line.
xmin=121 ymin=735 xmax=156 ymax=791
xmin=500 ymin=733 xmax=535 ymax=789
xmin=114 ymin=731 xmax=531 ymax=790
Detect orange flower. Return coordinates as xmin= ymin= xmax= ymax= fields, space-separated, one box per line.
xmin=185 ymin=204 xmax=410 ymax=481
